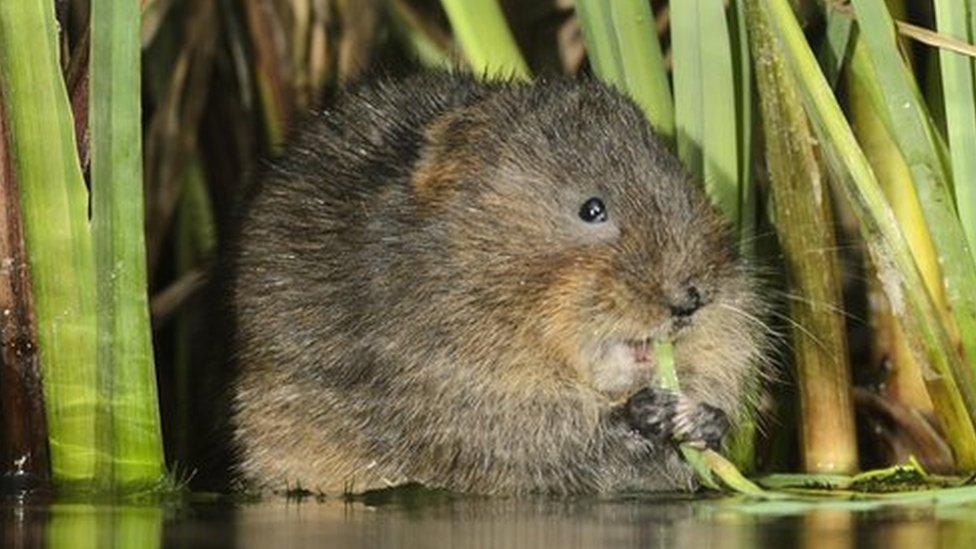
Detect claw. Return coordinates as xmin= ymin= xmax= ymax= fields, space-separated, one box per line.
xmin=624 ymin=387 xmax=729 ymax=450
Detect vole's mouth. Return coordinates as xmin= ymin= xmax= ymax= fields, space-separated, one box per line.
xmin=585 ymin=336 xmax=660 ymax=398
xmin=624 ymin=338 xmax=653 ymax=364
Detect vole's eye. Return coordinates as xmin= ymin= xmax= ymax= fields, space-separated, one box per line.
xmin=579 ymin=197 xmax=608 ymax=223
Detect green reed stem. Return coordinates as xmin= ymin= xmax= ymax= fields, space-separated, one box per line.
xmin=439 ymin=0 xmax=529 ymax=80
xmin=90 ymin=0 xmax=166 ymax=487
xmin=746 ymin=0 xmax=859 ymax=475
xmin=762 ymin=0 xmax=976 ymax=470
xmin=0 ymin=0 xmax=98 ymax=484
xmin=575 ymin=0 xmax=674 ymax=139
xmin=849 ymin=0 xmax=976 ymax=396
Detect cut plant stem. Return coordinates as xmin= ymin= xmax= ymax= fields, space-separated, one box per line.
xmin=653 ymin=341 xmax=773 ymax=496
xmin=746 ymin=0 xmax=859 ymax=474
xmin=653 ymin=341 xmax=718 ymax=491
xmin=0 ymin=0 xmax=98 ymax=484
xmin=575 ymin=0 xmax=674 ymax=139
xmin=90 ymin=0 xmax=166 ymax=487
xmin=760 ymin=0 xmax=976 ymax=469
xmin=439 ymin=0 xmax=529 ymax=80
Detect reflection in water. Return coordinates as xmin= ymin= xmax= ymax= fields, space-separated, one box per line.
xmin=49 ymin=504 xmax=162 ymax=549
xmin=3 ymin=491 xmax=976 ymax=548
xmin=2 ymin=500 xmax=162 ymax=549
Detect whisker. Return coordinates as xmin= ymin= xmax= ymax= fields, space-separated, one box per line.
xmin=717 ymin=302 xmax=786 ymax=341
xmin=766 ymin=310 xmax=838 ymax=359
xmin=767 ymin=289 xmax=866 ymax=324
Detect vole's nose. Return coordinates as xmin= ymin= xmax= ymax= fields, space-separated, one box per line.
xmin=668 ymin=285 xmax=704 ymax=319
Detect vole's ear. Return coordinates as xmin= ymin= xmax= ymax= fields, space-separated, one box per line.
xmin=411 ymin=108 xmax=489 ymax=204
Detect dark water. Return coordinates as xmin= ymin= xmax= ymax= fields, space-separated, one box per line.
xmin=4 ymin=489 xmax=976 ymax=548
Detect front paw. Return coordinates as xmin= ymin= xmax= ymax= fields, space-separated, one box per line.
xmin=625 ymin=387 xmax=729 ymax=450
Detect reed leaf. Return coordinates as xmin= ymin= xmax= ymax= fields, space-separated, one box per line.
xmin=745 ymin=0 xmax=858 ymax=474
xmin=575 ymin=0 xmax=674 ymax=139
xmin=0 ymin=0 xmax=98 ymax=484
xmin=731 ymin=0 xmax=756 ymax=247
xmin=439 ymin=0 xmax=529 ymax=80
xmin=389 ymin=0 xmax=455 ymax=71
xmin=847 ymin=38 xmax=943 ymax=416
xmin=933 ymin=0 xmax=976 ymax=263
xmin=90 ymin=0 xmax=165 ymax=487
xmin=760 ymin=0 xmax=976 ymax=469
xmin=671 ymin=0 xmax=740 ymax=223
xmin=849 ymin=0 xmax=976 ymax=390
xmin=817 ymin=4 xmax=854 ymax=88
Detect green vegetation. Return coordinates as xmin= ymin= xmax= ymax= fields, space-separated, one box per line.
xmin=746 ymin=0 xmax=858 ymax=474
xmin=575 ymin=0 xmax=674 ymax=138
xmin=0 ymin=0 xmax=162 ymax=490
xmin=90 ymin=0 xmax=165 ymax=487
xmin=0 ymin=0 xmax=98 ymax=485
xmin=439 ymin=0 xmax=529 ymax=79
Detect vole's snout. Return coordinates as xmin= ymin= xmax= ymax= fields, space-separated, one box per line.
xmin=667 ymin=284 xmax=706 ymax=320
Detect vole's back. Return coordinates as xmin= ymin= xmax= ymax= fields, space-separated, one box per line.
xmin=223 ymin=74 xmax=511 ymax=493
xmin=225 ymin=73 xmax=493 ymax=388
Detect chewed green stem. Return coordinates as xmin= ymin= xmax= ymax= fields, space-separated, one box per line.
xmin=653 ymin=340 xmax=770 ymax=494
xmin=653 ymin=340 xmax=680 ymax=391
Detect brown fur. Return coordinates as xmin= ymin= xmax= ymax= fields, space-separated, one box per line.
xmin=221 ymin=73 xmax=767 ymax=495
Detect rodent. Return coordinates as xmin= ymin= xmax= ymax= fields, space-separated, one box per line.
xmin=220 ymin=72 xmax=766 ymax=495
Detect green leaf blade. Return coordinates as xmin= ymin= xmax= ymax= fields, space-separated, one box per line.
xmin=0 ymin=0 xmax=98 ymax=485
xmin=91 ymin=0 xmax=165 ymax=488
xmin=576 ymin=0 xmax=674 ymax=139
xmin=439 ymin=0 xmax=529 ymax=80
xmin=672 ymin=0 xmax=741 ymax=228
xmin=933 ymin=0 xmax=976 ymax=266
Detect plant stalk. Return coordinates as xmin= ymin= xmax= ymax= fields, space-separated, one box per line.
xmin=746 ymin=0 xmax=859 ymax=474
xmin=0 ymin=0 xmax=98 ymax=485
xmin=439 ymin=0 xmax=529 ymax=80
xmin=575 ymin=0 xmax=674 ymax=139
xmin=90 ymin=0 xmax=166 ymax=487
xmin=761 ymin=0 xmax=976 ymax=469
xmin=0 ymin=79 xmax=49 ymax=489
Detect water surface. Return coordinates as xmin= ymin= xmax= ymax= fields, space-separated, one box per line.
xmin=5 ymin=489 xmax=976 ymax=547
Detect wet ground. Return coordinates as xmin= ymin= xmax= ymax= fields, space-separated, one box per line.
xmin=4 ymin=488 xmax=976 ymax=548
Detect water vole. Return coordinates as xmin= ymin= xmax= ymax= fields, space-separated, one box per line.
xmin=223 ymin=72 xmax=766 ymax=495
